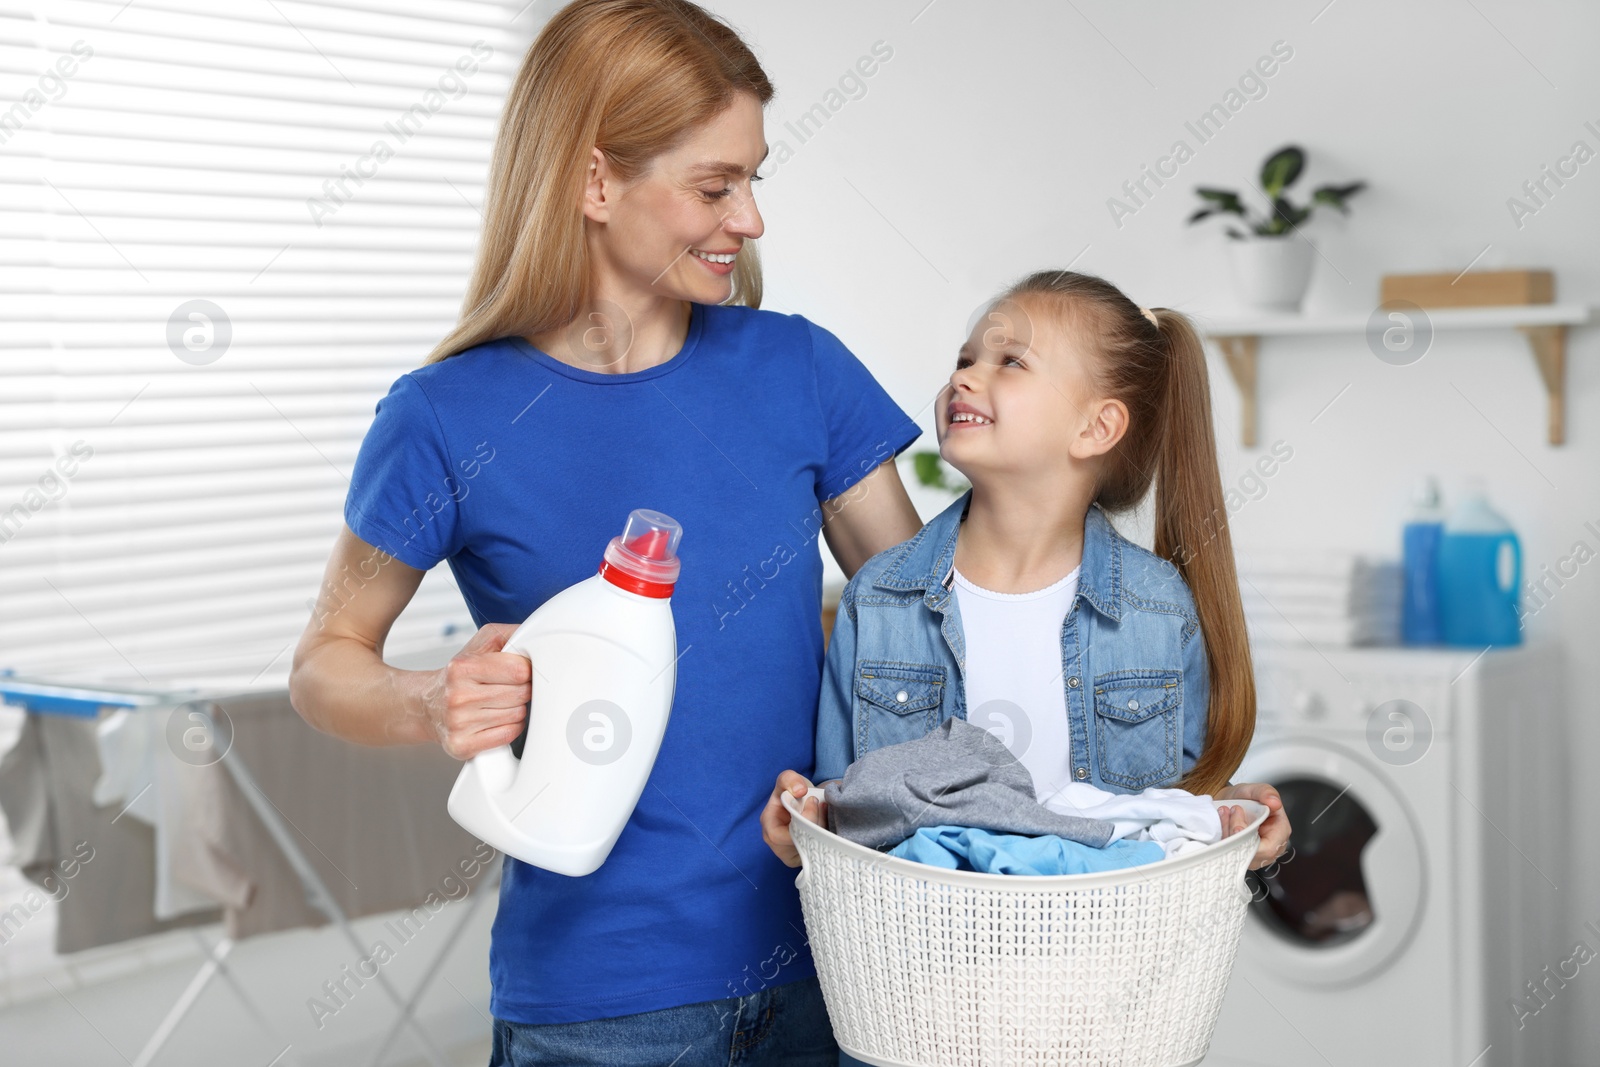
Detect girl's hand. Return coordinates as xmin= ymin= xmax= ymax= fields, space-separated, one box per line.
xmin=761 ymin=770 xmax=826 ymax=868
xmin=426 ymin=622 xmax=532 ymax=760
xmin=1216 ymin=782 xmax=1290 ymax=870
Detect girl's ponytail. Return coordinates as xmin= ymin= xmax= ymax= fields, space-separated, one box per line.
xmin=1146 ymin=309 xmax=1255 ymax=797
xmin=1000 ymin=272 xmax=1254 ymax=797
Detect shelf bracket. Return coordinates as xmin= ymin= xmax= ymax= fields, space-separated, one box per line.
xmin=1212 ymin=334 xmax=1259 ymax=448
xmin=1516 ymin=323 xmax=1566 ymax=445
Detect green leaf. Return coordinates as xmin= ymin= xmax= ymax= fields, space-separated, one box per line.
xmin=1260 ymin=145 xmax=1305 ymax=197
xmin=1323 ymin=180 xmax=1367 ymax=199
xmin=1311 ymin=189 xmax=1348 ymax=214
xmin=912 ymin=450 xmax=945 ymax=489
xmin=1195 ymin=187 xmax=1238 ymax=204
xmin=1194 ymin=187 xmax=1245 ymax=214
xmin=910 ymin=451 xmax=970 ymax=496
xmin=1312 ymin=181 xmax=1367 ymax=214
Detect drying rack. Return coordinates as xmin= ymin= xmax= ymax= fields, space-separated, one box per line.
xmin=0 ymin=672 xmax=498 ymax=1067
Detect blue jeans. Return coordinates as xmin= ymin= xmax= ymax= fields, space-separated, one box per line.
xmin=488 ymin=975 xmax=843 ymax=1066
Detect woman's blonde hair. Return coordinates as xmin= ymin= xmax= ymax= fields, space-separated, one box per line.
xmin=1001 ymin=271 xmax=1256 ymax=798
xmin=425 ymin=0 xmax=774 ymax=364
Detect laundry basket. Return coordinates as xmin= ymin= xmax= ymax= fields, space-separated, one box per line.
xmin=782 ymin=790 xmax=1269 ymax=1067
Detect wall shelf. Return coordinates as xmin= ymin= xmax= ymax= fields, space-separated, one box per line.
xmin=1201 ymin=304 xmax=1594 ymax=447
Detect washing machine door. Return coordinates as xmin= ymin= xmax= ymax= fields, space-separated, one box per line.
xmin=1234 ymin=737 xmax=1427 ymax=987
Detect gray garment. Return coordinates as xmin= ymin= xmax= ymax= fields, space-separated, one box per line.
xmin=822 ymin=717 xmax=1117 ymax=851
xmin=164 ymin=690 xmax=497 ymax=940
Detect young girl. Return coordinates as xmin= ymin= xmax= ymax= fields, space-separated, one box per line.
xmin=763 ymin=269 xmax=1290 ymax=870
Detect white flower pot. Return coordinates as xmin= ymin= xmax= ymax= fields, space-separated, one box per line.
xmin=1227 ymin=234 xmax=1315 ymax=312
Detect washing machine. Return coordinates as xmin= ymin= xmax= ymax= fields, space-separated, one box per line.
xmin=1204 ymin=642 xmax=1570 ymax=1067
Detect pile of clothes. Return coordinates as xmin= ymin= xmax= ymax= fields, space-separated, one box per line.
xmin=822 ymin=718 xmax=1222 ymax=875
xmin=1236 ymin=548 xmax=1402 ymax=647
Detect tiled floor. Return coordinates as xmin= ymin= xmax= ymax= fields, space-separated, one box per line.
xmin=448 ymin=1036 xmax=492 ymax=1066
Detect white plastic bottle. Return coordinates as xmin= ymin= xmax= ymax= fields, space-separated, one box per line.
xmin=447 ymin=509 xmax=682 ymax=876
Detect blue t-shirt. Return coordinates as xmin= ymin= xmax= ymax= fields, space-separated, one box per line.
xmin=344 ymin=302 xmax=921 ymax=1024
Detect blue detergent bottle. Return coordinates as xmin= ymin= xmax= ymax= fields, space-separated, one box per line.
xmin=1401 ymin=476 xmax=1444 ymax=644
xmin=1436 ymin=477 xmax=1522 ymax=647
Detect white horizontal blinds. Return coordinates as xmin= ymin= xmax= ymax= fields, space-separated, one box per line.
xmin=0 ymin=0 xmax=534 ymax=685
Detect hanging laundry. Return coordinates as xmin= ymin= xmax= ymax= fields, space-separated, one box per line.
xmin=91 ymin=707 xmax=222 ymax=920
xmin=822 ymin=717 xmax=1117 ymax=851
xmin=888 ymin=825 xmax=1165 ymax=875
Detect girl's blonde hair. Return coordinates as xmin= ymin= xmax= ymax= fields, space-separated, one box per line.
xmin=1001 ymin=270 xmax=1255 ymax=797
xmin=425 ymin=0 xmax=773 ymax=365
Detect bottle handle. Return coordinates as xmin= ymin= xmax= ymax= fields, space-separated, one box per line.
xmin=1498 ymin=534 xmax=1522 ymax=597
xmin=471 ymin=743 xmax=520 ymax=796
xmin=466 ymin=634 xmax=533 ymax=798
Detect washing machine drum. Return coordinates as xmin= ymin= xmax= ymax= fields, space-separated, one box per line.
xmin=1235 ymin=738 xmax=1427 ymax=986
xmin=1249 ymin=778 xmax=1380 ymax=945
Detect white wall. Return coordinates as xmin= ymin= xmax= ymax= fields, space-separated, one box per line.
xmin=713 ymin=0 xmax=1598 ymax=1061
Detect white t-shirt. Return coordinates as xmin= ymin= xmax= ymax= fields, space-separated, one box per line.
xmin=951 ymin=564 xmax=1081 ymax=799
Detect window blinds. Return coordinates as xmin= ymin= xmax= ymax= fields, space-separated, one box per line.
xmin=0 ymin=0 xmax=533 ymax=686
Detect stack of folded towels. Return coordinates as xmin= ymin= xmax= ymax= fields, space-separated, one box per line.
xmin=1235 ymin=547 xmax=1402 ymax=647
xmin=822 ymin=718 xmax=1222 ymax=876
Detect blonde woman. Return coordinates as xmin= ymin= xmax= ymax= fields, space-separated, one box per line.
xmin=290 ymin=2 xmax=921 ymax=1063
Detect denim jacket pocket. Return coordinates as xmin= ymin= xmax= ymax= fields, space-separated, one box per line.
xmin=857 ymin=662 xmax=944 ymax=714
xmin=856 ymin=662 xmax=946 ymax=754
xmin=1092 ymin=668 xmax=1182 ymax=790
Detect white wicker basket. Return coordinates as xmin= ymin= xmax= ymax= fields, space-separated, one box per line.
xmin=782 ymin=790 xmax=1269 ymax=1067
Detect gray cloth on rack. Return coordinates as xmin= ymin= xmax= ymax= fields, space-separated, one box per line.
xmin=0 ymin=711 xmax=219 ymax=953
xmin=0 ymin=689 xmax=498 ymax=951
xmin=165 ymin=690 xmax=497 ymax=940
xmin=822 ymin=717 xmax=1118 ymax=852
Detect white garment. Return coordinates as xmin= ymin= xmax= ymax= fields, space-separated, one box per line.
xmin=93 ymin=708 xmax=221 ymax=919
xmin=952 ymin=565 xmax=1080 ymax=798
xmin=1037 ymin=780 xmax=1222 ymax=858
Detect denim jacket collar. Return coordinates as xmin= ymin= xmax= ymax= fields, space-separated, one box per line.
xmin=872 ymin=489 xmax=1124 ymax=621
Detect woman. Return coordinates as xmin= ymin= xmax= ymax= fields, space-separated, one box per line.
xmin=289 ymin=1 xmax=922 ymax=1064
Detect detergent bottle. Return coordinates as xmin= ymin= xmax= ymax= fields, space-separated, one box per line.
xmin=1435 ymin=478 xmax=1522 ymax=647
xmin=1401 ymin=475 xmax=1444 ymax=645
xmin=447 ymin=509 xmax=682 ymax=876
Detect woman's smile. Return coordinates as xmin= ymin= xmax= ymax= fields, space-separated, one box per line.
xmin=689 ymin=246 xmax=740 ymax=274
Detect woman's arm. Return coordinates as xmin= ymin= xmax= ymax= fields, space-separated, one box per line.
xmin=818 ymin=459 xmax=921 ymax=579
xmin=288 ymin=525 xmax=530 ymax=756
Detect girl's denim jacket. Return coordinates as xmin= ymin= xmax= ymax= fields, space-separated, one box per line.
xmin=813 ymin=491 xmax=1208 ymax=794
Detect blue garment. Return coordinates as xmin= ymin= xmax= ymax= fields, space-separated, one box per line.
xmin=813 ymin=491 xmax=1209 ymax=792
xmin=889 ymin=824 xmax=1166 ymax=875
xmin=344 ymin=302 xmax=921 ymax=1024
xmin=488 ymin=976 xmax=837 ymax=1066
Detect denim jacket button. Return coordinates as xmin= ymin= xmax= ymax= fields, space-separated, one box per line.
xmin=1067 ymin=676 xmax=1080 ymax=688
xmin=1128 ymin=698 xmax=1139 ymax=711
xmin=1075 ymin=767 xmax=1088 ymax=779
xmin=895 ymin=689 xmax=908 ymax=704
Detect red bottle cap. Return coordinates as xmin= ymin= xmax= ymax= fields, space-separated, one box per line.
xmin=598 ymin=509 xmax=682 ymax=598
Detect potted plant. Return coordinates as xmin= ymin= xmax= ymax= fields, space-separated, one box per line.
xmin=1189 ymin=144 xmax=1365 ymax=312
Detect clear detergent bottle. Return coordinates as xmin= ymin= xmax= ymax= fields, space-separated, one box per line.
xmin=1435 ymin=478 xmax=1522 ymax=647
xmin=1401 ymin=475 xmax=1444 ymax=644
xmin=447 ymin=509 xmax=683 ymax=876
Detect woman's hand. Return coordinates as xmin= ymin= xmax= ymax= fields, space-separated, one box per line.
xmin=426 ymin=622 xmax=532 ymax=760
xmin=1216 ymin=782 xmax=1290 ymax=870
xmin=761 ymin=770 xmax=826 ymax=868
